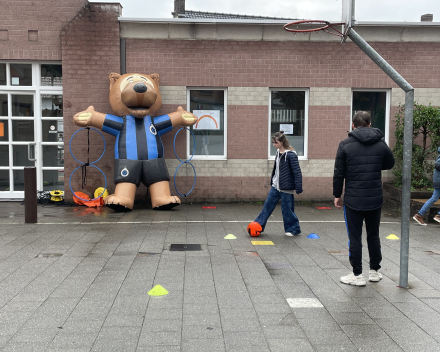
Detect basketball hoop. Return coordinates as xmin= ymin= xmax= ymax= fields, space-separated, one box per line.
xmin=284 ymin=20 xmax=347 ymax=40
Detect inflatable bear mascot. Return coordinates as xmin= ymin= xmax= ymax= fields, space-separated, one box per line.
xmin=73 ymin=72 xmax=197 ymax=211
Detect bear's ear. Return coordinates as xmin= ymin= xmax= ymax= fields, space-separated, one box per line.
xmin=150 ymin=73 xmax=160 ymax=86
xmin=109 ymin=73 xmax=121 ymax=90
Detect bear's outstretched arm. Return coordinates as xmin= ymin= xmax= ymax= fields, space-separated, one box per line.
xmin=73 ymin=106 xmax=106 ymax=129
xmin=168 ymin=106 xmax=197 ymax=128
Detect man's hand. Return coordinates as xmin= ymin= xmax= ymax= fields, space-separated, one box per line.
xmin=334 ymin=198 xmax=342 ymax=209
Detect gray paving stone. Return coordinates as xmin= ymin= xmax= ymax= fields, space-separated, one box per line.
xmin=267 ymin=338 xmax=314 ymax=352
xmin=2 ymin=202 xmax=440 ymax=351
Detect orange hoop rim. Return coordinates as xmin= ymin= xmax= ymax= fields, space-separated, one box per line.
xmin=284 ymin=20 xmax=330 ymax=33
xmin=283 ymin=20 xmax=345 ymax=38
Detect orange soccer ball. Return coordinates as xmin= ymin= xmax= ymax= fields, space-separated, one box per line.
xmin=247 ymin=222 xmax=262 ymax=237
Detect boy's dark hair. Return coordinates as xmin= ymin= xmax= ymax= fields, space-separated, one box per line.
xmin=352 ymin=111 xmax=371 ymax=128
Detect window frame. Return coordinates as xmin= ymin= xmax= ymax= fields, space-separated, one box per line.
xmin=268 ymin=88 xmax=309 ymax=161
xmin=186 ymin=87 xmax=228 ymax=160
xmin=0 ymin=61 xmax=63 ymax=197
xmin=351 ymin=88 xmax=391 ymax=145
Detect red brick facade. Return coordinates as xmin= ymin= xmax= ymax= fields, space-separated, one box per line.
xmin=0 ymin=0 xmax=87 ymax=60
xmin=2 ymin=1 xmax=440 ymax=204
xmin=61 ymin=3 xmax=121 ymax=201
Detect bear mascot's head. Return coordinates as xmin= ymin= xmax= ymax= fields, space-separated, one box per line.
xmin=108 ymin=72 xmax=162 ymax=118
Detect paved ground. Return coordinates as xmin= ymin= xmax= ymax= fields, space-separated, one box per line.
xmin=0 ymin=200 xmax=440 ymax=352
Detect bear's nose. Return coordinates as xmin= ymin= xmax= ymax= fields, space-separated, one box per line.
xmin=133 ymin=83 xmax=147 ymax=93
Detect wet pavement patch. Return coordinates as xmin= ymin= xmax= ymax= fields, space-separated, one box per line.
xmin=328 ymin=250 xmax=350 ymax=256
xmin=425 ymin=251 xmax=440 ymax=255
xmin=234 ymin=251 xmax=259 ymax=257
xmin=170 ymin=244 xmax=202 ymax=251
xmin=264 ymin=262 xmax=293 ymax=270
xmin=35 ymin=253 xmax=63 ymax=258
xmin=137 ymin=252 xmax=161 ymax=257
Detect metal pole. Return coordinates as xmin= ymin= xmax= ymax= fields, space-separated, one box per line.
xmin=348 ymin=29 xmax=414 ymax=288
xmin=120 ymin=38 xmax=126 ymax=74
xmin=24 ymin=166 xmax=37 ymax=223
xmin=399 ymin=90 xmax=414 ymax=287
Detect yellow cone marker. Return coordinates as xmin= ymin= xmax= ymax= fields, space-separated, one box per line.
xmin=224 ymin=234 xmax=237 ymax=239
xmin=386 ymin=234 xmax=400 ymax=240
xmin=148 ymin=285 xmax=169 ymax=296
xmin=251 ymin=241 xmax=274 ymax=245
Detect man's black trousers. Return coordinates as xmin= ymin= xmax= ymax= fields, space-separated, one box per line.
xmin=344 ymin=205 xmax=382 ymax=276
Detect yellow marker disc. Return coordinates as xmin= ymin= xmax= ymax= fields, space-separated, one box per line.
xmin=148 ymin=285 xmax=169 ymax=296
xmin=94 ymin=187 xmax=109 ymax=199
xmin=386 ymin=234 xmax=400 ymax=240
xmin=251 ymin=241 xmax=274 ymax=245
xmin=224 ymin=234 xmax=237 ymax=239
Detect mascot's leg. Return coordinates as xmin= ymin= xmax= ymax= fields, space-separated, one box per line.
xmin=104 ymin=182 xmax=136 ymax=211
xmin=149 ymin=181 xmax=181 ymax=210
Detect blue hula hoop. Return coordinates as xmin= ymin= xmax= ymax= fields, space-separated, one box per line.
xmin=69 ymin=165 xmax=107 ymax=202
xmin=173 ymin=127 xmax=196 ymax=197
xmin=69 ymin=127 xmax=106 ymax=165
xmin=69 ymin=127 xmax=107 ymax=201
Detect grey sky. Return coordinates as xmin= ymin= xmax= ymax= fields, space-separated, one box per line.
xmin=98 ymin=0 xmax=440 ymax=22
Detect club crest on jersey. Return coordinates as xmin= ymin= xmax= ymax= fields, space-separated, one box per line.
xmin=121 ymin=167 xmax=129 ymax=177
xmin=149 ymin=124 xmax=157 ymax=135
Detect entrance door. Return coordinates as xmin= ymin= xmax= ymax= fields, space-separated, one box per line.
xmin=0 ymin=62 xmax=63 ymax=200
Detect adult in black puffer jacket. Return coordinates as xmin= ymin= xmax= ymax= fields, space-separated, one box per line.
xmin=333 ymin=111 xmax=395 ymax=287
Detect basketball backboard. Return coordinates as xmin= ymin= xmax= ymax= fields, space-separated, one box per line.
xmin=341 ymin=0 xmax=354 ymax=43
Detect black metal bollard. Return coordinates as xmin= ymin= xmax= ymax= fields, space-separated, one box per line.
xmin=24 ymin=166 xmax=37 ymax=223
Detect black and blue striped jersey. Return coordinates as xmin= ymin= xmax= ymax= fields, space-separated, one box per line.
xmin=102 ymin=114 xmax=172 ymax=160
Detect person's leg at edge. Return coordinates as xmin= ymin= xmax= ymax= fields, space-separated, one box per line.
xmin=254 ymin=187 xmax=281 ymax=232
xmin=280 ymin=192 xmax=301 ymax=235
xmin=344 ymin=206 xmax=364 ymax=276
xmin=365 ymin=207 xmax=382 ymax=271
xmin=418 ymin=188 xmax=440 ymax=216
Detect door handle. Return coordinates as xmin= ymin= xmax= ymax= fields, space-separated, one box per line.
xmin=28 ymin=143 xmax=36 ymax=161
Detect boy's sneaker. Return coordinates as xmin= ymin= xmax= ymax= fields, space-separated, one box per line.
xmin=434 ymin=215 xmax=440 ymax=223
xmin=369 ymin=269 xmax=383 ymax=282
xmin=340 ymin=273 xmax=366 ymax=286
xmin=285 ymin=232 xmax=300 ymax=236
xmin=413 ymin=214 xmax=427 ymax=226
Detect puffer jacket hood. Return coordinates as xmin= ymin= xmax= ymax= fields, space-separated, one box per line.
xmin=349 ymin=127 xmax=384 ymax=145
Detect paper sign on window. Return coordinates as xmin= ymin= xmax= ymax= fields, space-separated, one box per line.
xmin=280 ymin=124 xmax=293 ymax=134
xmin=193 ymin=110 xmax=220 ymax=130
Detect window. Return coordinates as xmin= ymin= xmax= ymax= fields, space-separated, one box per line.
xmin=187 ymin=88 xmax=227 ymax=159
xmin=352 ymin=90 xmax=390 ymax=143
xmin=269 ymin=89 xmax=308 ymax=159
xmin=0 ymin=62 xmax=63 ymax=196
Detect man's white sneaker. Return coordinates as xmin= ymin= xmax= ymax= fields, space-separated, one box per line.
xmin=369 ymin=270 xmax=383 ymax=282
xmin=285 ymin=232 xmax=294 ymax=236
xmin=340 ymin=273 xmax=366 ymax=286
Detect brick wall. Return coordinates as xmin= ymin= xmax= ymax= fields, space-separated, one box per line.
xmin=62 ymin=34 xmax=440 ymax=204
xmin=126 ymin=40 xmax=440 ymax=89
xmin=0 ymin=0 xmax=87 ymax=60
xmin=61 ymin=3 xmax=121 ymax=200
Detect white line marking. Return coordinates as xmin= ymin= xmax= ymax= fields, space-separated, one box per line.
xmin=0 ymin=220 xmax=401 ymax=225
xmin=287 ymin=298 xmax=324 ymax=308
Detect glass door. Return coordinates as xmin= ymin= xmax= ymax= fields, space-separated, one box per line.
xmin=0 ymin=62 xmax=63 ymax=199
